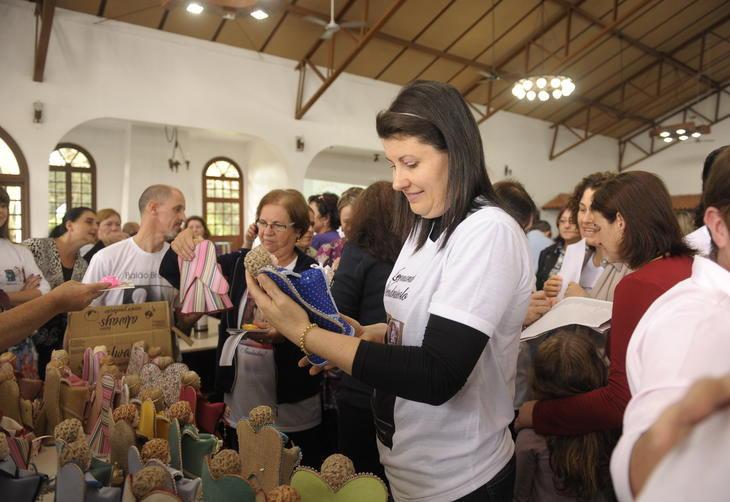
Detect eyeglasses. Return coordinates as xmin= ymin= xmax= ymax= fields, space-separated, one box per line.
xmin=256 ymin=219 xmax=295 ymax=233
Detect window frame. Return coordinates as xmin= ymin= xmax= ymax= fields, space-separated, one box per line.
xmin=0 ymin=125 xmax=30 ymax=242
xmin=202 ymin=156 xmax=244 ymax=250
xmin=48 ymin=142 xmax=97 ymax=230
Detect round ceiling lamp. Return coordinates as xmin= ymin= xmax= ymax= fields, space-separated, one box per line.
xmin=512 ymin=76 xmax=575 ymax=101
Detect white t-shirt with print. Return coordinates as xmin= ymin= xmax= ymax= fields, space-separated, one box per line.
xmin=379 ymin=205 xmax=532 ymax=502
xmin=224 ymin=256 xmax=321 ymax=433
xmin=0 ymin=239 xmax=51 ymax=294
xmin=83 ymin=238 xmax=177 ymax=307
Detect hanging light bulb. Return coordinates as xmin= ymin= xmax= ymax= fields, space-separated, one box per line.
xmin=552 ymin=89 xmax=562 ymax=99
xmin=512 ymin=84 xmax=526 ymax=99
xmin=526 ymin=90 xmax=536 ymax=101
xmin=550 ymin=77 xmax=562 ymax=89
xmin=522 ymin=79 xmax=533 ymax=91
xmin=561 ymin=79 xmax=575 ymax=96
xmin=659 ymin=131 xmax=670 ymax=138
xmin=538 ymin=90 xmax=549 ymax=101
xmin=536 ymin=77 xmax=547 ymax=89
xmin=676 ymin=128 xmax=686 ymax=135
xmin=678 ymin=135 xmax=689 ymax=141
xmin=691 ymin=132 xmax=702 ymax=138
xmin=663 ymin=137 xmax=673 ymax=143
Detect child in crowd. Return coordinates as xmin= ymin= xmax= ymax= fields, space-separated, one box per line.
xmin=515 ymin=330 xmax=616 ymax=502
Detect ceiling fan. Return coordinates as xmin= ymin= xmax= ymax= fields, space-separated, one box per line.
xmin=303 ymin=0 xmax=367 ymax=40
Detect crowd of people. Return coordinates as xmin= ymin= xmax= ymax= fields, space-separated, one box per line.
xmin=0 ymin=79 xmax=729 ymax=502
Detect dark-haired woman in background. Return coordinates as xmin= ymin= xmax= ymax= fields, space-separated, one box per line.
xmin=331 ymin=180 xmax=402 ymax=482
xmin=24 ymin=207 xmax=98 ymax=376
xmin=517 ymin=171 xmax=695 ymax=445
xmin=535 ymin=205 xmax=581 ymax=291
xmin=308 ymin=192 xmax=340 ymax=251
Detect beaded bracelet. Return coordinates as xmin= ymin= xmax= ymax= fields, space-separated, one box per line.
xmin=298 ymin=323 xmax=318 ymax=356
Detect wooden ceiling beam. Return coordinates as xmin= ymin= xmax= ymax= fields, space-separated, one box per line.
xmin=211 ymin=19 xmax=226 ymax=41
xmin=260 ymin=0 xmax=297 ymax=52
xmin=157 ymin=9 xmax=170 ymax=30
xmin=553 ymin=13 xmax=730 ymax=130
xmin=295 ymin=0 xmax=407 ymax=120
xmin=33 ymin=0 xmax=56 ymax=83
xmin=547 ymin=0 xmax=722 ymax=90
xmin=96 ymin=0 xmax=107 ymax=17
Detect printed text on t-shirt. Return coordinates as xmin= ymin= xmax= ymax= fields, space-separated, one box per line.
xmin=384 ymin=267 xmax=416 ymax=301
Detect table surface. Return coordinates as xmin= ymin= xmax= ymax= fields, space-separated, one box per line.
xmin=180 ymin=316 xmax=219 ymax=353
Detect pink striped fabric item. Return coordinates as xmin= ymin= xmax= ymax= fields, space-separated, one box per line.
xmin=178 ymin=240 xmax=233 ymax=314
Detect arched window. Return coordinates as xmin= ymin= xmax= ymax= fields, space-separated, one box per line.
xmin=0 ymin=126 xmax=30 ymax=243
xmin=203 ymin=157 xmax=243 ymax=249
xmin=48 ymin=143 xmax=96 ymax=232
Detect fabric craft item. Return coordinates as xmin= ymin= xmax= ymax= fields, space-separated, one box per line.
xmin=177 ymin=241 xmax=233 ymax=314
xmin=55 ymin=462 xmax=122 ymax=502
xmin=167 ymin=419 xmax=220 ymax=479
xmin=200 ymin=458 xmax=257 ymax=502
xmin=139 ymin=363 xmax=190 ymax=409
xmin=290 ymin=454 xmax=388 ymax=502
xmin=88 ymin=374 xmax=117 ymax=455
xmin=244 ymin=246 xmax=353 ymax=366
xmin=236 ymin=417 xmax=301 ymax=492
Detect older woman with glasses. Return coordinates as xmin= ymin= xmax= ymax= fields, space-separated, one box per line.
xmin=160 ymin=188 xmax=323 ymax=468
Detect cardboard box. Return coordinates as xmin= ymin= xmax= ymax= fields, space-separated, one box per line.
xmin=63 ymin=301 xmax=173 ymax=375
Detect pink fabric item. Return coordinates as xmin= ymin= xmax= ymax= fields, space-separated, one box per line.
xmin=178 ymin=240 xmax=233 ymax=314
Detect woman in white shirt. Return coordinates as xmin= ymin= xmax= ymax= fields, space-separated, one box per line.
xmin=247 ymin=80 xmax=533 ymax=502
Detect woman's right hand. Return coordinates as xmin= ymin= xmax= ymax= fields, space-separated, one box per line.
xmin=543 ymin=275 xmax=562 ymax=298
xmin=242 ymin=223 xmax=258 ymax=249
xmin=170 ymin=228 xmax=200 ymax=261
xmin=523 ymin=290 xmax=552 ymax=327
xmin=21 ymin=274 xmax=41 ymax=291
xmin=341 ymin=314 xmax=387 ymax=344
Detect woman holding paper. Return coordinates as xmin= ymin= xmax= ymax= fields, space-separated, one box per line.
xmin=247 ymin=81 xmax=533 ymax=501
xmin=516 ymin=171 xmax=695 ymax=438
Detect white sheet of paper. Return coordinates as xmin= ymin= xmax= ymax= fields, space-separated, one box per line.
xmin=557 ymin=239 xmax=586 ymax=299
xmin=521 ymin=296 xmax=613 ymax=341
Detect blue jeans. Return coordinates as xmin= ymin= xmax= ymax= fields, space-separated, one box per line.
xmin=455 ymin=456 xmax=516 ymax=502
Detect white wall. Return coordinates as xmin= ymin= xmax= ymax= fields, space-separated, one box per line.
xmin=0 ymin=0 xmax=648 ymax=239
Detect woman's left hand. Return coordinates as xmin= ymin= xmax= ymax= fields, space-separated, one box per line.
xmin=515 ymin=400 xmax=537 ymax=431
xmin=245 ymin=270 xmax=310 ymax=343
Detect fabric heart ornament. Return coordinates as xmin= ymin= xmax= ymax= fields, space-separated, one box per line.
xmin=290 ymin=469 xmax=388 ymax=502
xmin=139 ymin=363 xmax=190 ymax=409
xmin=260 ymin=266 xmax=354 ymax=366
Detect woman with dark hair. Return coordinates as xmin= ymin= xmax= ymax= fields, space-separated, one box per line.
xmin=24 ymin=206 xmax=98 ymax=376
xmin=515 ymin=330 xmax=616 ymax=502
xmin=162 ymin=189 xmax=324 ymax=468
xmin=308 ymin=192 xmax=340 ymax=250
xmin=183 ymin=216 xmax=212 ymax=240
xmin=331 ymin=180 xmax=402 ymax=481
xmin=535 ymin=206 xmax=580 ymax=291
xmin=247 ymin=80 xmax=533 ymax=501
xmin=517 ymin=171 xmax=695 ymax=442
xmin=316 ymin=187 xmax=363 ymax=268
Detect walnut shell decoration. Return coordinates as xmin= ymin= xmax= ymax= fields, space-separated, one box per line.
xmin=267 ymin=485 xmax=301 ymax=502
xmin=0 ymin=352 xmax=16 ymax=365
xmin=138 ymin=387 xmax=163 ymax=402
xmin=131 ymin=465 xmax=169 ymax=499
xmin=248 ymin=405 xmax=274 ymax=432
xmin=124 ymin=374 xmax=142 ymax=397
xmin=181 ymin=371 xmax=201 ymax=390
xmin=59 ymin=439 xmax=92 ymax=471
xmin=54 ymin=418 xmax=85 ymax=444
xmin=0 ymin=363 xmax=15 ymax=383
xmin=320 ymin=454 xmax=355 ymax=491
xmin=51 ymin=349 xmax=70 ymax=367
xmin=152 ymin=356 xmax=174 ymax=370
xmin=141 ymin=438 xmax=171 ymax=465
xmin=244 ymin=245 xmax=274 ymax=277
xmin=112 ymin=404 xmax=140 ymax=428
xmin=0 ymin=434 xmax=9 ymax=461
xmin=147 ymin=346 xmax=162 ymax=359
xmin=165 ymin=401 xmax=193 ymax=425
xmin=132 ymin=340 xmax=148 ymax=351
xmin=208 ymin=449 xmax=241 ymax=479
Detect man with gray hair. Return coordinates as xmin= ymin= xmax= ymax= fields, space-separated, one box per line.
xmin=84 ymin=184 xmax=186 ymax=307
